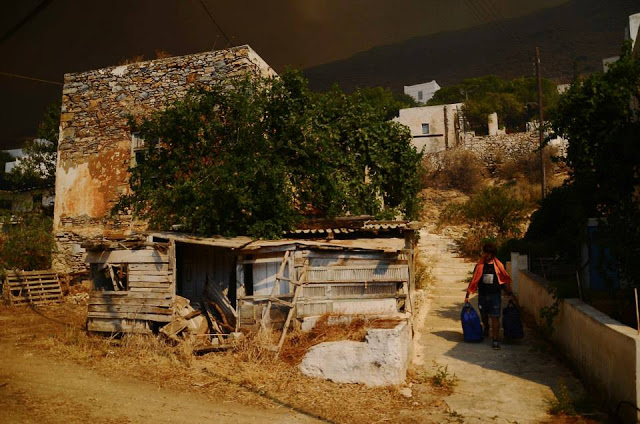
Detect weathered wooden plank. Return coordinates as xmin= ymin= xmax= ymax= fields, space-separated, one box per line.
xmin=5 ymin=270 xmax=58 ymax=277
xmin=128 ymin=282 xmax=172 ymax=289
xmin=87 ymin=318 xmax=152 ymax=334
xmin=88 ymin=304 xmax=172 ymax=314
xmin=128 ymin=263 xmax=170 ymax=272
xmin=11 ymin=296 xmax=62 ymax=304
xmin=128 ymin=274 xmax=171 ymax=283
xmin=7 ymin=277 xmax=58 ymax=283
xmin=89 ymin=291 xmax=172 ymax=299
xmin=87 ymin=311 xmax=173 ymax=322
xmin=10 ymin=287 xmax=62 ymax=295
xmin=85 ymin=249 xmax=169 ymax=264
xmin=128 ymin=287 xmax=172 ymax=293
xmin=7 ymin=279 xmax=60 ymax=285
xmin=11 ymin=292 xmax=62 ymax=299
xmin=88 ymin=297 xmax=173 ymax=307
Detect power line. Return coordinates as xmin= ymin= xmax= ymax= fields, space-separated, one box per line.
xmin=198 ymin=0 xmax=232 ymax=47
xmin=0 ymin=0 xmax=54 ymax=45
xmin=0 ymin=71 xmax=62 ymax=86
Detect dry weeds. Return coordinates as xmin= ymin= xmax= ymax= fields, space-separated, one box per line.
xmin=0 ymin=304 xmax=453 ymax=424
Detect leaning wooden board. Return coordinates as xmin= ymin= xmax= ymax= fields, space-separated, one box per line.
xmin=4 ymin=270 xmax=62 ymax=306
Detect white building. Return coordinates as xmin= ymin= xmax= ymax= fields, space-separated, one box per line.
xmin=394 ymin=103 xmax=463 ymax=153
xmin=403 ymin=80 xmax=440 ymax=104
xmin=603 ymin=12 xmax=640 ymax=71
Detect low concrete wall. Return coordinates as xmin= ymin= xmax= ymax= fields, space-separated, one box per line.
xmin=514 ymin=268 xmax=640 ymax=423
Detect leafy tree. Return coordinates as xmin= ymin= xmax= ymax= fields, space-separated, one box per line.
xmin=8 ymin=101 xmax=59 ymax=190
xmin=428 ymin=75 xmax=559 ymax=134
xmin=521 ymin=43 xmax=640 ymax=283
xmin=0 ymin=212 xmax=55 ymax=272
xmin=546 ymin=42 xmax=640 ymax=284
xmin=116 ymin=71 xmax=422 ymax=238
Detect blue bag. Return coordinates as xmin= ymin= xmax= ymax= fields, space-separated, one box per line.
xmin=503 ymin=300 xmax=524 ymax=340
xmin=461 ymin=303 xmax=484 ymax=342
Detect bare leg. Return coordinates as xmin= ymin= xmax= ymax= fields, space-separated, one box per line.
xmin=491 ymin=316 xmax=500 ymax=340
xmin=481 ymin=312 xmax=489 ymax=336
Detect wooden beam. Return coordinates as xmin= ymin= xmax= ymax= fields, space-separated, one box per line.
xmin=86 ymin=249 xmax=168 ymax=264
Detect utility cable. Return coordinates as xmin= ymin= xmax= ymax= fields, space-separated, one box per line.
xmin=0 ymin=70 xmax=62 ymax=86
xmin=198 ymin=0 xmax=232 ymax=47
xmin=0 ymin=0 xmax=54 ymax=45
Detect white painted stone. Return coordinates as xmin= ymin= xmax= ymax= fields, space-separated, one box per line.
xmin=299 ymin=321 xmax=411 ymax=387
xmin=399 ymin=387 xmax=413 ymax=398
xmin=111 ymin=65 xmax=129 ymax=77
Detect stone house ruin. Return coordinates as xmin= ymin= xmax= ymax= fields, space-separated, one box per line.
xmin=53 ymin=45 xmax=275 ymax=274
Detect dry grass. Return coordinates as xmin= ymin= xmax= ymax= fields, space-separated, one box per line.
xmin=279 ymin=315 xmax=367 ymax=365
xmin=415 ymin=251 xmax=438 ymax=289
xmin=0 ymin=304 xmax=451 ymax=423
xmin=421 ymin=150 xmax=487 ymax=195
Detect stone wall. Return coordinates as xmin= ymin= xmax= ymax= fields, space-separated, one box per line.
xmin=461 ymin=131 xmax=540 ymax=168
xmin=53 ymin=45 xmax=275 ymax=273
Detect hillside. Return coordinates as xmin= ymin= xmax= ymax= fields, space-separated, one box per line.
xmin=304 ymin=0 xmax=639 ymax=91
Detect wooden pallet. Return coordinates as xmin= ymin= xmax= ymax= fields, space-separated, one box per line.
xmin=4 ymin=270 xmax=62 ymax=306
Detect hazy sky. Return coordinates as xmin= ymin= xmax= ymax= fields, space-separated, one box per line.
xmin=0 ymin=0 xmax=570 ymax=147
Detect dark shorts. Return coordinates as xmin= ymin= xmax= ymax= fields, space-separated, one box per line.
xmin=478 ymin=292 xmax=502 ymax=317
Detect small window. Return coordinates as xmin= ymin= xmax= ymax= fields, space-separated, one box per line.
xmin=131 ymin=133 xmax=146 ymax=167
xmin=421 ymin=123 xmax=430 ymax=135
xmin=418 ymin=91 xmax=424 ymax=101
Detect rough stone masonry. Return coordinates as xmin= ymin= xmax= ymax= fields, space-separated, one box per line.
xmin=53 ymin=45 xmax=276 ymax=273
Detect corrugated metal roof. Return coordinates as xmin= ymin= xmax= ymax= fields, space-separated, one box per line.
xmin=241 ymin=238 xmax=405 ymax=253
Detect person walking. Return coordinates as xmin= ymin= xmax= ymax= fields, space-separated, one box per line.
xmin=464 ymin=243 xmax=514 ymax=350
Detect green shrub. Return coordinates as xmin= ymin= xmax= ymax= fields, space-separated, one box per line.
xmin=421 ymin=149 xmax=487 ymax=194
xmin=497 ymin=146 xmax=558 ymax=185
xmin=439 ymin=186 xmax=528 ymax=258
xmin=0 ymin=213 xmax=55 ymax=273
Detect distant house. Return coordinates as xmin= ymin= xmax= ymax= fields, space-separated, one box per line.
xmin=3 ymin=148 xmax=25 ymax=173
xmin=403 ymin=80 xmax=440 ymax=104
xmin=0 ymin=186 xmax=55 ymax=213
xmin=393 ymin=103 xmax=464 ymax=153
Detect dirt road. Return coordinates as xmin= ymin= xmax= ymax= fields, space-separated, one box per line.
xmin=0 ymin=343 xmax=320 ymax=424
xmin=414 ymin=229 xmax=587 ymax=423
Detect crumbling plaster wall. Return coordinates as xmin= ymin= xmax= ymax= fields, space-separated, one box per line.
xmin=53 ymin=45 xmax=275 ymax=273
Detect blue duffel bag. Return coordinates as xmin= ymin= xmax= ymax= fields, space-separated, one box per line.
xmin=461 ymin=303 xmax=484 ymax=342
xmin=503 ymin=300 xmax=524 ymax=340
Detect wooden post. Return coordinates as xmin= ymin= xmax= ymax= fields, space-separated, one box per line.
xmin=575 ymin=270 xmax=583 ymax=301
xmin=635 ymin=288 xmax=639 ymax=336
xmin=535 ymin=46 xmax=547 ymax=199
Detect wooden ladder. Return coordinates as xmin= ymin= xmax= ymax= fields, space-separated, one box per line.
xmin=260 ymin=250 xmax=292 ymax=329
xmin=275 ymin=264 xmax=307 ymax=358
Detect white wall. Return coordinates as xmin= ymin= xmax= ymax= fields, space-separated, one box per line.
xmin=394 ymin=103 xmax=463 ymax=153
xmin=403 ymin=80 xmax=440 ymax=104
xmin=512 ymin=265 xmax=640 ymax=423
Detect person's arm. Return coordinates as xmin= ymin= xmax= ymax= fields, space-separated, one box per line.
xmin=465 ymin=264 xmax=477 ymax=302
xmin=503 ymin=283 xmax=515 ymax=298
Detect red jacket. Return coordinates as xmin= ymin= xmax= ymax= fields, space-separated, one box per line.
xmin=466 ymin=257 xmax=512 ymax=294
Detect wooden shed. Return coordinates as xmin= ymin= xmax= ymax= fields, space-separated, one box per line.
xmin=84 ymin=220 xmax=417 ymax=334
